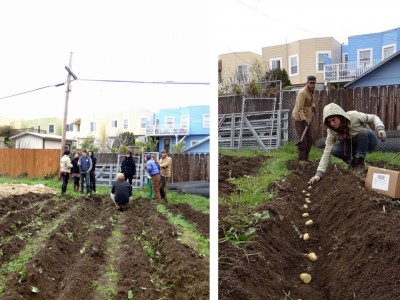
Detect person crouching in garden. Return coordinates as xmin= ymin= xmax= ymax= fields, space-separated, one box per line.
xmin=60 ymin=149 xmax=73 ymax=195
xmin=309 ymin=102 xmax=386 ymax=185
xmin=110 ymin=173 xmax=132 ymax=211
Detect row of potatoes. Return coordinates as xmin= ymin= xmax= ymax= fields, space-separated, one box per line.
xmin=299 ymin=187 xmax=317 ymax=284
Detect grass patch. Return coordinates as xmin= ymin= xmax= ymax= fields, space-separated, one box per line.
xmin=156 ymin=205 xmax=209 ymax=257
xmin=92 ymin=214 xmax=122 ymax=298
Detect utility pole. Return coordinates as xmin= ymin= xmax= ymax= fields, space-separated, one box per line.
xmin=60 ymin=52 xmax=78 ymax=154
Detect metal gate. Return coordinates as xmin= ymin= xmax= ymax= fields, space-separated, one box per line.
xmin=218 ymin=94 xmax=289 ymax=150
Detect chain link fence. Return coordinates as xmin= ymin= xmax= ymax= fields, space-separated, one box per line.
xmin=218 ymin=87 xmax=297 ymax=150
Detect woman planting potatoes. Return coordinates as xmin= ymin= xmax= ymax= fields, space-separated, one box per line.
xmin=309 ymin=103 xmax=386 ymax=185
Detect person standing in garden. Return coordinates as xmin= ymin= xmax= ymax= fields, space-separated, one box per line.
xmin=159 ymin=150 xmax=172 ymax=201
xmin=121 ymin=151 xmax=136 ymax=185
xmin=60 ymin=149 xmax=73 ymax=195
xmin=145 ymin=153 xmax=161 ymax=202
xmin=70 ymin=152 xmax=80 ymax=192
xmin=291 ymin=75 xmax=317 ymax=164
xmin=78 ymin=149 xmax=92 ymax=196
xmin=88 ymin=150 xmax=97 ymax=193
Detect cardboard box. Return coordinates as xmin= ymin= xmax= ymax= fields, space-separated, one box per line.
xmin=365 ymin=166 xmax=400 ymax=199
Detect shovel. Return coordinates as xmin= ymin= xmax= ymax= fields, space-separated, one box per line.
xmin=295 ymin=111 xmax=315 ymax=146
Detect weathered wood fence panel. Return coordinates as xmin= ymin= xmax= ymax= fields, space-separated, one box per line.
xmin=0 ymin=149 xmax=60 ymax=177
xmin=170 ymin=153 xmax=209 ymax=183
xmin=0 ymin=149 xmax=210 ymax=182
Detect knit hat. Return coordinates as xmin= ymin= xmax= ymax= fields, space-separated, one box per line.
xmin=146 ymin=154 xmax=152 ymax=160
xmin=307 ymin=75 xmax=316 ymax=83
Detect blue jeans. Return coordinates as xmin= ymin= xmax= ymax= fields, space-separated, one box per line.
xmin=331 ymin=128 xmax=378 ymax=164
xmin=80 ymin=172 xmax=91 ymax=194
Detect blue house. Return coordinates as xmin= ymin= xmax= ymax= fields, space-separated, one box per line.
xmin=344 ymin=51 xmax=400 ymax=88
xmin=325 ymin=27 xmax=400 ymax=83
xmin=145 ymin=105 xmax=210 ymax=153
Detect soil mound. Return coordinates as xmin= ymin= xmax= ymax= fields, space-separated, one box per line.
xmin=0 ymin=194 xmax=209 ymax=299
xmin=219 ymin=155 xmax=400 ymax=300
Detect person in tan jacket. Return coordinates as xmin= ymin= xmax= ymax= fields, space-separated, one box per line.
xmin=309 ymin=103 xmax=386 ymax=185
xmin=291 ymin=75 xmax=316 ymax=163
xmin=159 ymin=150 xmax=172 ymax=201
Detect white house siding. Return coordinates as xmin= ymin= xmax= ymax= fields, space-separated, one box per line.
xmin=13 ymin=136 xmax=60 ymax=149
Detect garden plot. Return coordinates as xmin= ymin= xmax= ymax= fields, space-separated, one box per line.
xmin=0 ymin=193 xmax=209 ymax=299
xmin=219 ymin=154 xmax=400 ymax=300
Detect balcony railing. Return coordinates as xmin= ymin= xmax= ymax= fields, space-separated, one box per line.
xmin=145 ymin=125 xmax=189 ymax=135
xmin=324 ymin=59 xmax=382 ymax=83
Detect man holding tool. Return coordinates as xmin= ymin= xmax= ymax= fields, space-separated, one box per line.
xmin=292 ymin=75 xmax=316 ymax=164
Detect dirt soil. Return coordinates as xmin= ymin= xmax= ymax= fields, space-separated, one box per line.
xmin=219 ymin=153 xmax=400 ymax=300
xmin=0 ymin=191 xmax=209 ymax=299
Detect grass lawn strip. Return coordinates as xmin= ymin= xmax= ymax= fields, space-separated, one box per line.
xmin=156 ymin=204 xmax=209 ymax=257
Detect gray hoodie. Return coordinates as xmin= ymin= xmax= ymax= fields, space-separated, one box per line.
xmin=315 ymin=103 xmax=384 ymax=178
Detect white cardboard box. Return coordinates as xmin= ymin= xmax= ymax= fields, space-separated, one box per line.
xmin=365 ymin=166 xmax=400 ymax=199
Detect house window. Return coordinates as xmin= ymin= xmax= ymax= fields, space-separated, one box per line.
xmin=180 ymin=115 xmax=189 ymax=131
xmin=165 ymin=116 xmax=175 ymax=128
xmin=203 ymin=114 xmax=210 ymax=128
xmin=90 ymin=122 xmax=96 ymax=132
xmin=269 ymin=58 xmax=282 ymax=70
xmin=289 ymin=54 xmax=298 ymax=76
xmin=237 ymin=65 xmax=248 ymax=82
xmin=316 ymin=51 xmax=331 ymax=73
xmin=140 ymin=118 xmax=149 ymax=129
xmin=342 ymin=53 xmax=348 ymax=64
xmin=357 ymin=48 xmax=373 ymax=68
xmin=382 ymin=44 xmax=396 ymax=60
xmin=123 ymin=119 xmax=128 ymax=129
xmin=111 ymin=120 xmax=118 ymax=128
xmin=155 ymin=118 xmax=160 ymax=126
xmin=66 ymin=123 xmax=73 ymax=132
xmin=48 ymin=124 xmax=55 ymax=134
xmin=164 ymin=139 xmax=171 ymax=152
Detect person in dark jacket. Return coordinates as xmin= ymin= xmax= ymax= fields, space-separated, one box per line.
xmin=110 ymin=173 xmax=132 ymax=211
xmin=121 ymin=151 xmax=136 ymax=185
xmin=70 ymin=152 xmax=80 ymax=192
xmin=78 ymin=149 xmax=92 ymax=196
xmin=88 ymin=150 xmax=97 ymax=193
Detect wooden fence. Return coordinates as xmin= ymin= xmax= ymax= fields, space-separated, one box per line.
xmin=0 ymin=149 xmax=210 ymax=182
xmin=309 ymin=86 xmax=400 ymax=140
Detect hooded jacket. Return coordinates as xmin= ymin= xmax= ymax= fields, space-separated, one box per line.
xmin=121 ymin=151 xmax=136 ymax=175
xmin=315 ymin=103 xmax=385 ymax=178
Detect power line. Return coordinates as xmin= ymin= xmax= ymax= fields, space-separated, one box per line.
xmin=0 ymin=77 xmax=209 ymax=100
xmin=0 ymin=82 xmax=65 ymax=100
xmin=78 ymin=78 xmax=210 ymax=85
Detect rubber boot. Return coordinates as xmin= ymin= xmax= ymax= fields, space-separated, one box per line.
xmin=353 ymin=156 xmax=365 ymax=173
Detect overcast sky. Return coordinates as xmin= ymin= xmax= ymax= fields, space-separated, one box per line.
xmin=214 ymin=0 xmax=400 ymax=55
xmin=0 ymin=0 xmax=211 ymax=120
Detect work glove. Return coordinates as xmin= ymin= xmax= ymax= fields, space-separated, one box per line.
xmin=308 ymin=175 xmax=321 ymax=185
xmin=311 ymin=107 xmax=316 ymax=114
xmin=378 ymin=130 xmax=386 ymax=142
xmin=302 ymin=120 xmax=308 ymax=127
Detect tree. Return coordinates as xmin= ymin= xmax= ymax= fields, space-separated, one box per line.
xmin=80 ymin=135 xmax=98 ymax=152
xmin=112 ymin=132 xmax=135 ymax=152
xmin=0 ymin=123 xmax=18 ymax=148
xmin=135 ymin=136 xmax=158 ymax=152
xmin=171 ymin=140 xmax=185 ymax=154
